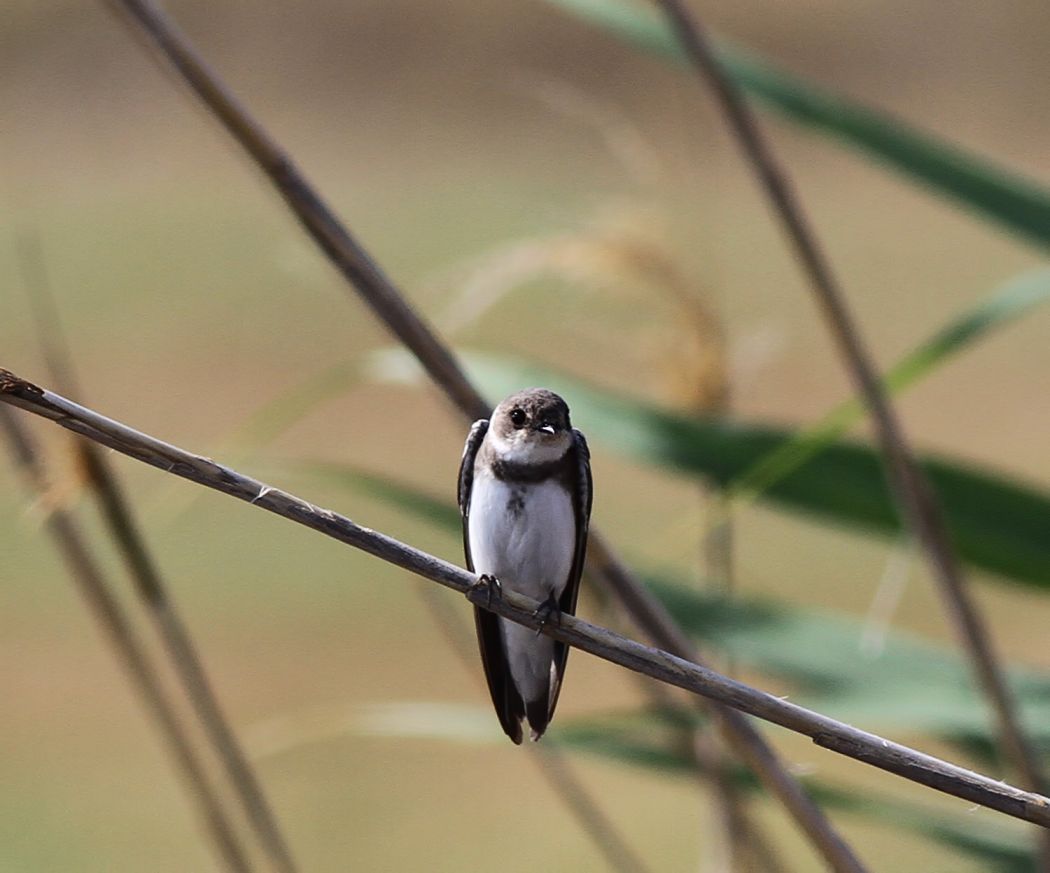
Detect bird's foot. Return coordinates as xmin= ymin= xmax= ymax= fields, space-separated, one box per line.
xmin=532 ymin=593 xmax=561 ymax=636
xmin=470 ymin=573 xmax=502 ymax=609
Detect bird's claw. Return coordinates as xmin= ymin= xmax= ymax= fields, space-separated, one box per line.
xmin=532 ymin=594 xmax=561 ymax=636
xmin=471 ymin=573 xmax=502 ymax=609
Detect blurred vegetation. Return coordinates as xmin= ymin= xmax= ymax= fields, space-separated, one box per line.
xmin=2 ymin=1 xmax=1050 ymax=871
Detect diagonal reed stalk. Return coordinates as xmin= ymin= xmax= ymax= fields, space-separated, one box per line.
xmin=0 ymin=406 xmax=254 ymax=873
xmin=646 ymin=0 xmax=1050 ymax=866
xmin=100 ymin=1 xmax=866 ymax=869
xmin=3 ymin=369 xmax=1050 ymax=832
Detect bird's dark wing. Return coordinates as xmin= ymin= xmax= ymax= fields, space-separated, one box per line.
xmin=459 ymin=420 xmax=526 ymax=744
xmin=457 ymin=418 xmax=489 ymax=569
xmin=546 ymin=428 xmax=593 ymax=721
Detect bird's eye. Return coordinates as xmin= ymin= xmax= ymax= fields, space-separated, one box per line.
xmin=509 ymin=408 xmax=527 ymax=428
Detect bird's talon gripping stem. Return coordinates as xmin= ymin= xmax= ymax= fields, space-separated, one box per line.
xmin=532 ymin=593 xmax=561 ymax=636
xmin=471 ymin=573 xmax=502 ymax=609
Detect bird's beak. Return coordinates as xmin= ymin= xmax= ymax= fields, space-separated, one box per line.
xmin=538 ymin=424 xmax=556 ymax=435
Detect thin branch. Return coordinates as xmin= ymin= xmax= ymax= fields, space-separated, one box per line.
xmin=100 ymin=3 xmax=864 ymax=867
xmin=647 ymin=1 xmax=1050 ymax=833
xmin=3 ymin=370 xmax=1049 ymax=831
xmin=0 ymin=407 xmax=254 ymax=873
xmin=695 ymin=729 xmax=750 ymax=873
xmin=16 ymin=229 xmax=299 ymax=873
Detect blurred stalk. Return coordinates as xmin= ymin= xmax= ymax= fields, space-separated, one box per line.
xmin=648 ymin=0 xmax=1050 ymax=867
xmin=692 ymin=732 xmax=790 ymax=873
xmin=16 ymin=231 xmax=299 ymax=873
xmin=0 ymin=407 xmax=253 ymax=873
xmin=101 ymin=2 xmax=865 ymax=868
xmin=698 ymin=436 xmax=742 ymax=872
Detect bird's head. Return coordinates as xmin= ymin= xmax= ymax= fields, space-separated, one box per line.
xmin=489 ymin=388 xmax=573 ymax=464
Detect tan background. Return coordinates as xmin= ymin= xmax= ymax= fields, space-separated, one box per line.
xmin=2 ymin=1 xmax=1049 ymax=870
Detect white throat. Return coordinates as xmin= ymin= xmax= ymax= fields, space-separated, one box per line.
xmin=488 ymin=428 xmax=569 ymax=465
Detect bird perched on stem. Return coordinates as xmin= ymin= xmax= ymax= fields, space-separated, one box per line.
xmin=458 ymin=388 xmax=593 ymax=744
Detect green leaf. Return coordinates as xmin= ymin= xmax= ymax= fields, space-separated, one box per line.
xmin=541 ymin=0 xmax=1050 ymax=249
xmin=551 ymin=705 xmax=702 ymax=774
xmin=648 ymin=579 xmax=1050 ymax=743
xmin=555 ymin=716 xmax=1034 ymax=871
xmin=727 ymin=268 xmax=1050 ymax=507
xmin=245 ymin=702 xmax=505 ymax=760
xmin=352 ymin=702 xmax=504 ymax=744
xmin=802 ymin=782 xmax=1034 ymax=873
xmin=420 ymin=351 xmax=1050 ymax=590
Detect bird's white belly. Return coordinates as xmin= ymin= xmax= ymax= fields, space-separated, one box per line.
xmin=467 ymin=474 xmax=576 ymax=600
xmin=468 ymin=472 xmax=576 ymax=703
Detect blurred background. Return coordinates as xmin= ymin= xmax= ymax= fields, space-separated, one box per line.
xmin=2 ymin=1 xmax=1049 ymax=870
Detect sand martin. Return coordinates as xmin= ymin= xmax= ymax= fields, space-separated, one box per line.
xmin=458 ymin=388 xmax=592 ymax=744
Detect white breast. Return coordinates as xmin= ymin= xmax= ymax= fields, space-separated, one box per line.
xmin=467 ymin=469 xmax=577 ymax=703
xmin=466 ymin=472 xmax=576 ymax=600
xmin=487 ymin=427 xmax=571 ymax=465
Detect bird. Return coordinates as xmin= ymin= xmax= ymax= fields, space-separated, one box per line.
xmin=458 ymin=388 xmax=592 ymax=744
